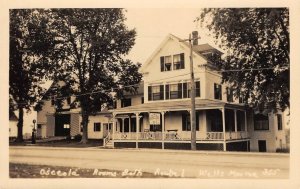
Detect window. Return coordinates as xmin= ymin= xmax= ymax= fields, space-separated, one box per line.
xmin=169 ymin=84 xmax=182 ymax=99
xmin=64 ymin=124 xmax=70 ymax=129
xmin=195 ymin=81 xmax=200 ymax=97
xmin=254 ymin=114 xmax=269 ymax=130
xmin=37 ymin=124 xmax=42 ymax=129
xmin=121 ymin=98 xmax=131 ymax=107
xmin=160 ymin=56 xmax=172 ymax=71
xmin=94 ymin=122 xmax=101 ymax=132
xmin=226 ymin=88 xmax=233 ymax=102
xmin=182 ymin=113 xmax=199 ymax=131
xmin=277 ymin=114 xmax=283 ymax=130
xmin=182 ymin=81 xmax=200 ymax=98
xmin=148 ymin=85 xmax=164 ymax=101
xmin=160 ymin=53 xmax=185 ymax=72
xmin=214 ymin=83 xmax=222 ymax=100
xmin=239 ymin=96 xmax=245 ymax=103
xmin=173 ymin=53 xmax=185 ymax=70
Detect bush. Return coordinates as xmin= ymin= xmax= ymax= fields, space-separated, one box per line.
xmin=276 ymin=148 xmax=290 ymax=153
xmin=65 ymin=135 xmax=71 ymax=141
xmin=74 ymin=134 xmax=82 ymax=141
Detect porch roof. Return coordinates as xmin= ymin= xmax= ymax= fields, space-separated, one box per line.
xmin=114 ymin=99 xmax=245 ymax=114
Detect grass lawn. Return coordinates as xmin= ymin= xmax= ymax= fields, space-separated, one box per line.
xmin=9 ymin=139 xmax=103 ymax=148
xmin=9 ymin=163 xmax=167 ymax=178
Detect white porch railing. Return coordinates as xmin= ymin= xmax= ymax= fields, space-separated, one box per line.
xmin=114 ymin=132 xmax=137 ymax=140
xmin=225 ymin=131 xmax=248 ymax=140
xmin=113 ymin=131 xmax=248 ymax=141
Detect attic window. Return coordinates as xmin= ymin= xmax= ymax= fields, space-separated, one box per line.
xmin=160 ymin=53 xmax=185 ymax=72
xmin=173 ymin=53 xmax=185 ymax=70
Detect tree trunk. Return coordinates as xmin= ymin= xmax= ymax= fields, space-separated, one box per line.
xmin=80 ymin=110 xmax=89 ymax=144
xmin=15 ymin=107 xmax=24 ymax=142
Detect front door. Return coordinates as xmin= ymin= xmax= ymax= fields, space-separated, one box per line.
xmin=258 ymin=140 xmax=267 ymax=152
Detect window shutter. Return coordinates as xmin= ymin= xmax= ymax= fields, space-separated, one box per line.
xmin=183 ymin=83 xmax=187 ymax=98
xmin=160 ymin=56 xmax=165 ymax=72
xmin=160 ymin=85 xmax=164 ymax=100
xmin=180 ymin=53 xmax=185 ymax=69
xmin=178 ymin=83 xmax=182 ymax=98
xmin=148 ymin=86 xmax=152 ymax=101
xmin=121 ymin=99 xmax=124 ymax=108
xmin=195 ymin=81 xmax=200 ymax=97
xmin=165 ymin=84 xmax=169 ymax=100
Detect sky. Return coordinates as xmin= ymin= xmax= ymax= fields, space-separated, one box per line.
xmin=14 ymin=8 xmax=217 ymax=133
xmin=124 ymin=8 xmax=216 ymax=64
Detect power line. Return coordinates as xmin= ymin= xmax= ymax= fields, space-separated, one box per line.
xmin=9 ymin=66 xmax=289 ymax=106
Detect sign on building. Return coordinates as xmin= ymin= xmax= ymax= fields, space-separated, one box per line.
xmin=149 ymin=113 xmax=160 ymax=125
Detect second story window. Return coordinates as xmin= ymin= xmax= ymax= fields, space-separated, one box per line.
xmin=121 ymin=98 xmax=131 ymax=108
xmin=214 ymin=83 xmax=222 ymax=100
xmin=148 ymin=85 xmax=164 ymax=101
xmin=226 ymin=88 xmax=233 ymax=102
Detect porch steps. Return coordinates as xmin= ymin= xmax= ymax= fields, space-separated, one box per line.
xmin=104 ymin=140 xmax=114 ymax=148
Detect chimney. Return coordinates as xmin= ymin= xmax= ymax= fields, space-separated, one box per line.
xmin=192 ymin=31 xmax=199 ymax=45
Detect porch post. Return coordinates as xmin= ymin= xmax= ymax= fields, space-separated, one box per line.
xmin=135 ymin=112 xmax=140 ymax=148
xmin=129 ymin=115 xmax=131 ymax=133
xmin=112 ymin=113 xmax=116 ymax=148
xmin=222 ymin=108 xmax=226 ymax=151
xmin=121 ymin=118 xmax=125 ymax=134
xmin=244 ymin=110 xmax=247 ymax=133
xmin=161 ymin=111 xmax=165 ymax=149
xmin=234 ymin=109 xmax=237 ymax=132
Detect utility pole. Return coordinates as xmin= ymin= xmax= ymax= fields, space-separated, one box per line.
xmin=180 ymin=31 xmax=200 ymax=151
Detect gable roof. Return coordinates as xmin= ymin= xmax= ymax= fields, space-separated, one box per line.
xmin=140 ymin=33 xmax=222 ymax=73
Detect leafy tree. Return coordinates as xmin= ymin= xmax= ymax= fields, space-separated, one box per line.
xmin=50 ymin=9 xmax=142 ymax=143
xmin=197 ymin=8 xmax=289 ymax=112
xmin=9 ymin=9 xmax=56 ymax=142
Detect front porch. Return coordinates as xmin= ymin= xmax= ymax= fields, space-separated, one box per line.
xmin=106 ymin=99 xmax=251 ymax=151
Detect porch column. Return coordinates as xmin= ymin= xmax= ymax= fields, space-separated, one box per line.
xmin=161 ymin=111 xmax=165 ymax=149
xmin=234 ymin=109 xmax=237 ymax=132
xmin=129 ymin=115 xmax=131 ymax=133
xmin=121 ymin=118 xmax=125 ymax=134
xmin=112 ymin=113 xmax=116 ymax=147
xmin=244 ymin=110 xmax=247 ymax=133
xmin=221 ymin=108 xmax=226 ymax=151
xmin=135 ymin=112 xmax=140 ymax=148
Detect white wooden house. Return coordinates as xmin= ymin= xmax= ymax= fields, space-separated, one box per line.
xmin=36 ymin=34 xmax=287 ymax=152
xmin=108 ymin=34 xmax=287 ymax=152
